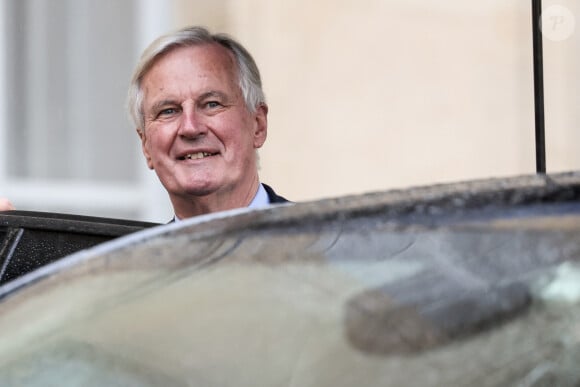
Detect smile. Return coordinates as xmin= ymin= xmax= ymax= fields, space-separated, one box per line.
xmin=179 ymin=152 xmax=218 ymax=160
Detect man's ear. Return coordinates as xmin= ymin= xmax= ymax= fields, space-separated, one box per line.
xmin=137 ymin=128 xmax=154 ymax=170
xmin=253 ymin=103 xmax=268 ymax=149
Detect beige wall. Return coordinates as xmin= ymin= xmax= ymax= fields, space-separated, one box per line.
xmin=173 ymin=0 xmax=579 ymax=202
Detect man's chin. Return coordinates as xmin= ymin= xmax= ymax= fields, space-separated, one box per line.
xmin=177 ymin=182 xmax=220 ymax=198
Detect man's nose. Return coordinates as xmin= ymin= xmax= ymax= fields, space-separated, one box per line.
xmin=178 ymin=105 xmax=207 ymax=138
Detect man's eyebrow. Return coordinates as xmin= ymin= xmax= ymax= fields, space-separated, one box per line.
xmin=199 ymin=90 xmax=230 ymax=101
xmin=148 ymin=99 xmax=179 ymax=113
xmin=147 ymin=91 xmax=234 ymax=114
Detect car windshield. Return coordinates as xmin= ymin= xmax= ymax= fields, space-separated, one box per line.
xmin=0 ymin=173 xmax=579 ymax=386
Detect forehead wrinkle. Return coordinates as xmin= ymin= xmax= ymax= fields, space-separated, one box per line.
xmin=142 ymin=44 xmax=243 ymax=112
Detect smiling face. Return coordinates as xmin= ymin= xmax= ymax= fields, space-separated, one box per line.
xmin=138 ymin=44 xmax=268 ymax=218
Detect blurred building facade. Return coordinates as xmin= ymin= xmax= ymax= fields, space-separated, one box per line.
xmin=0 ymin=0 xmax=578 ymax=222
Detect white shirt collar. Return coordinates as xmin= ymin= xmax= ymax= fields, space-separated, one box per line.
xmin=248 ymin=183 xmax=269 ymax=209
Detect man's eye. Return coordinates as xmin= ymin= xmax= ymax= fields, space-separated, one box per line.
xmin=158 ymin=108 xmax=178 ymax=116
xmin=206 ymin=101 xmax=221 ymax=108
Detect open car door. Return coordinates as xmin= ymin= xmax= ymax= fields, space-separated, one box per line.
xmin=0 ymin=211 xmax=158 ymax=285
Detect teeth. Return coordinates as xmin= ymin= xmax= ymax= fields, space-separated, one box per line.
xmin=184 ymin=152 xmax=213 ymax=160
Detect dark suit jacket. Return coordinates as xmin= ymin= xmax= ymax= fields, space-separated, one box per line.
xmin=262 ymin=183 xmax=289 ymax=204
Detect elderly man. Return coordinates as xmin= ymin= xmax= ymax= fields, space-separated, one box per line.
xmin=128 ymin=26 xmax=287 ymax=220
xmin=1 ymin=26 xmax=287 ymax=218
